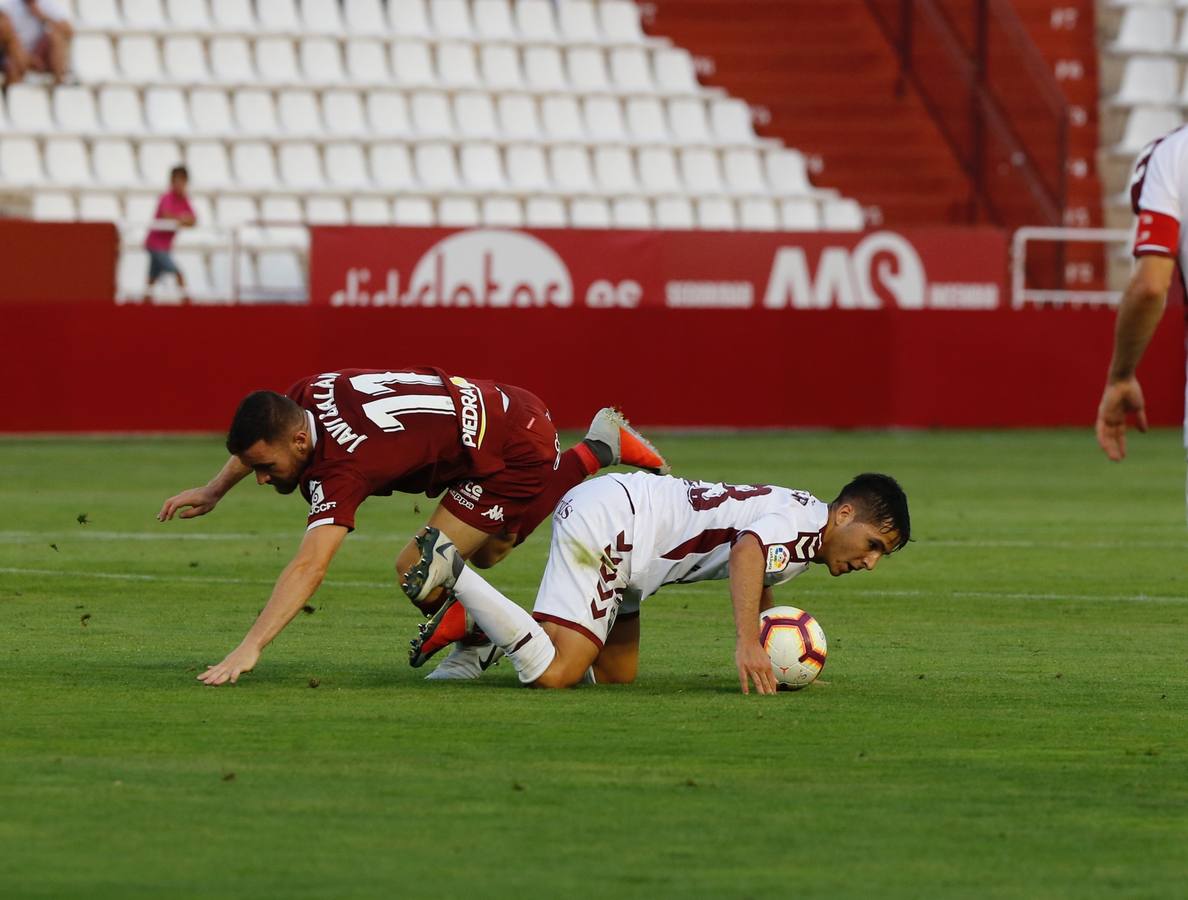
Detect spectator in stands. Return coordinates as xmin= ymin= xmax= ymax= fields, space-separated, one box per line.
xmin=144 ymin=165 xmax=197 ymax=304
xmin=0 ymin=0 xmax=72 ymax=86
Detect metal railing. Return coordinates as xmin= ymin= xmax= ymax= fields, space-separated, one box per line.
xmin=864 ymin=0 xmax=1069 ymax=230
xmin=1012 ymin=227 xmax=1131 ymax=308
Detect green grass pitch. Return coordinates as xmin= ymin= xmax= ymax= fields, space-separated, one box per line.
xmin=2 ymin=431 xmax=1187 ymax=898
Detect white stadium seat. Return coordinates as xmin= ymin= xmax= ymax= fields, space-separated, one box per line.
xmin=430 ymin=0 xmax=473 ymax=38
xmin=668 ymin=98 xmax=712 ymax=143
xmin=480 ymin=45 xmax=523 ymax=89
xmin=460 ymin=143 xmax=507 ymax=190
xmin=594 ymin=146 xmax=638 ymax=193
xmin=346 ymin=39 xmax=390 ymax=84
xmin=610 ymin=48 xmax=653 ymax=92
xmin=584 ymin=96 xmax=628 ymax=141
xmin=507 ymin=144 xmax=551 ymax=191
xmin=300 ymin=0 xmax=345 ymax=35
xmin=344 ymin=0 xmax=387 ymax=35
xmin=654 ymin=48 xmax=700 ymax=94
xmin=455 ymin=92 xmax=500 ymax=139
xmin=1114 ymin=6 xmax=1176 ymax=53
xmin=215 ymin=195 xmax=260 ymax=229
xmin=482 ymin=197 xmax=523 ymax=227
xmin=393 ymin=196 xmax=436 ymax=225
xmin=52 ymin=86 xmax=99 ymax=133
xmin=697 ymin=197 xmax=737 ymax=229
xmin=370 ymin=144 xmax=417 ymax=189
xmin=256 ymin=251 xmax=306 ymax=299
xmin=350 ymin=195 xmax=392 ymax=223
xmin=517 ymin=0 xmax=560 ymax=43
xmin=766 ymin=149 xmax=814 ymax=196
xmin=439 ymin=197 xmax=481 ymax=227
xmin=125 ymin=192 xmax=160 ymax=227
xmin=166 ymin=0 xmax=213 ymax=33
xmin=279 ymin=143 xmax=326 ymax=189
xmin=73 ymin=35 xmax=117 ymax=83
xmin=232 ymin=142 xmax=279 ymax=189
xmin=781 ymin=198 xmax=822 ymax=230
xmin=98 ymin=86 xmax=146 ymax=134
xmin=525 ymin=197 xmax=567 ymax=227
xmin=137 ymin=139 xmax=183 ymax=186
xmin=32 ymin=192 xmax=76 ymax=220
xmin=739 ymin=198 xmax=779 ymax=230
xmin=626 ymin=98 xmax=669 ymax=142
xmin=256 ymin=37 xmax=302 ymax=84
xmin=541 ymin=96 xmax=586 ymax=141
xmin=145 ymin=87 xmax=192 ymax=135
xmin=680 ymin=148 xmax=726 ymax=195
xmin=257 ymin=0 xmax=302 ymax=33
xmin=392 ymin=40 xmax=436 ymax=86
xmin=1116 ymin=58 xmax=1179 ymax=106
xmin=172 ymin=251 xmax=214 ymax=301
xmin=325 ymin=143 xmax=371 ymax=189
xmin=209 ymin=250 xmax=258 ymax=298
xmin=93 ymin=139 xmax=139 ymax=188
xmin=76 ymin=0 xmax=121 ymax=29
xmin=367 ymin=91 xmax=413 ymax=137
xmin=711 ymin=99 xmax=757 ymax=143
xmin=569 ymin=47 xmax=612 ymax=92
xmin=558 ymin=1 xmax=600 ymax=42
xmin=473 ymin=0 xmax=515 ymax=40
xmin=212 ymin=0 xmax=256 ymax=31
xmin=190 ymin=88 xmax=234 ymax=136
xmin=498 ymin=95 xmax=542 ymax=140
xmin=550 ymin=146 xmax=596 ymax=193
xmin=412 ymin=91 xmax=455 ymax=136
xmin=210 ymin=37 xmax=256 ymax=82
xmin=117 ymin=36 xmax=163 ymax=83
xmin=186 ymin=141 xmax=234 ymax=189
xmin=7 ymin=84 xmax=54 ymax=133
xmin=163 ymin=36 xmax=210 ymax=83
xmin=301 ymin=37 xmax=346 ymax=83
xmin=723 ymin=148 xmax=767 ymax=194
xmin=278 ymin=90 xmax=324 ymax=135
xmin=612 ymin=197 xmax=653 ymax=228
xmin=122 ymin=0 xmax=167 ymax=31
xmin=600 ymin=0 xmax=647 ymax=43
xmin=415 ymin=143 xmax=461 ymax=190
xmin=570 ymin=197 xmax=611 ymax=228
xmin=0 ymin=138 xmax=46 ymax=185
xmin=389 ymin=0 xmax=431 ymax=36
xmin=79 ymin=193 xmax=124 ymax=222
xmin=524 ymin=47 xmax=567 ymax=90
xmin=438 ymin=42 xmax=481 ymax=88
xmin=822 ymin=198 xmax=865 ymax=231
xmin=45 ymin=138 xmax=91 ymax=186
xmin=1118 ymin=106 xmax=1183 ymax=153
xmin=324 ymin=90 xmax=368 ymax=135
xmin=655 ymin=197 xmax=695 ymax=228
xmin=234 ymin=89 xmax=281 ymax=136
xmin=639 ymin=147 xmax=682 ymax=194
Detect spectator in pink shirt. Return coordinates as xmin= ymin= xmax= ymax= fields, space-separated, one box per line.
xmin=145 ymin=165 xmax=196 ymax=303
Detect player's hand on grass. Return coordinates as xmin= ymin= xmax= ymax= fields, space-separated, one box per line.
xmin=736 ymin=638 xmax=778 ymax=695
xmin=158 ymin=486 xmax=221 ymax=521
xmin=1096 ymin=378 xmax=1148 ymax=462
xmin=198 ymin=643 xmax=260 ymax=686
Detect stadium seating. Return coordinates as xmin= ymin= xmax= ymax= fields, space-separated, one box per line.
xmin=0 ymin=0 xmax=860 ymax=302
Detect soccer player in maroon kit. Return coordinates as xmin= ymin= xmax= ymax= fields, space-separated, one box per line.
xmin=157 ymin=367 xmax=668 ymax=686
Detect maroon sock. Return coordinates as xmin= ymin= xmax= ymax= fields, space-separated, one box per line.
xmin=515 ymin=446 xmax=599 ymax=546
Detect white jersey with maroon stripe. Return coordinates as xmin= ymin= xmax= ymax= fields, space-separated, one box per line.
xmin=609 ymin=472 xmax=829 ymax=600
xmin=1129 ymin=126 xmax=1188 ymax=446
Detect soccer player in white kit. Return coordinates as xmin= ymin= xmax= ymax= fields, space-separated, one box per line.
xmin=1096 ymin=126 xmax=1188 ymax=497
xmin=402 ymin=472 xmax=910 ymax=694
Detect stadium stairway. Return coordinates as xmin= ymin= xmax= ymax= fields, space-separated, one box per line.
xmin=643 ymin=0 xmax=979 ymax=227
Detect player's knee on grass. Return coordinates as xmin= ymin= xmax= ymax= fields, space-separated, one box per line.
xmin=468 ymin=534 xmax=516 ymax=569
xmin=592 ymin=615 xmax=640 ymax=684
xmin=532 ymin=622 xmax=601 ymax=689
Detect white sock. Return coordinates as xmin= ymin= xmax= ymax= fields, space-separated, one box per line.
xmin=454 ymin=568 xmax=556 ymax=684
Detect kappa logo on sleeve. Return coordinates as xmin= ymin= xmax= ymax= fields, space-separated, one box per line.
xmin=766 ymin=544 xmax=791 ymax=573
xmin=309 ymin=480 xmax=338 ymax=516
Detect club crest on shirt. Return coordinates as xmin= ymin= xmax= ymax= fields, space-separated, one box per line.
xmin=766 ymin=544 xmax=791 ymax=573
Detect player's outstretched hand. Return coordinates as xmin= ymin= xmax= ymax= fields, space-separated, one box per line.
xmin=198 ymin=644 xmax=260 ymax=686
xmin=158 ymin=486 xmax=221 ymax=522
xmin=736 ymin=638 xmax=778 ymax=695
xmin=1096 ymin=378 xmax=1148 ymax=462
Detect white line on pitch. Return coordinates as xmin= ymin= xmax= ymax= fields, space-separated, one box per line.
xmin=0 ymin=566 xmax=395 ymax=591
xmin=792 ymin=587 xmax=1188 ymax=605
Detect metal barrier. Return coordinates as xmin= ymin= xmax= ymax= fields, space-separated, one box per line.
xmin=1011 ymin=227 xmax=1131 ymax=308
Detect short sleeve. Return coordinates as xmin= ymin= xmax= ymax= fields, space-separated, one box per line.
xmin=736 ymin=511 xmax=824 ymax=573
xmin=1138 ymin=142 xmax=1181 ymax=223
xmin=304 ymin=469 xmax=371 ymax=532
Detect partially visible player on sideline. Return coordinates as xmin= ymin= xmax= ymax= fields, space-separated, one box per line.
xmin=158 ymin=367 xmax=668 ymax=686
xmin=1095 ymin=127 xmax=1186 ymax=474
xmin=144 ymin=165 xmax=196 ymax=303
xmin=0 ymin=0 xmax=72 ymax=85
xmin=402 ymin=472 xmax=909 ymax=692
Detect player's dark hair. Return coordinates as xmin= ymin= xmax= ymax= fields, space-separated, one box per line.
xmin=170 ymin=164 xmax=189 ymax=181
xmin=833 ymin=473 xmax=911 ymax=551
xmin=225 ymin=391 xmax=304 ymax=455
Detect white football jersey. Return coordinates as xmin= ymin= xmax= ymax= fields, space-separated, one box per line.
xmin=608 ymin=472 xmax=829 ymax=601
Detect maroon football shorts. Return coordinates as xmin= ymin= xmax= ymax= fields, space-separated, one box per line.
xmin=439 ymin=385 xmax=561 ymax=535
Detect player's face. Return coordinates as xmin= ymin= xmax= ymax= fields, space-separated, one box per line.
xmin=238 ymin=431 xmax=311 ymax=495
xmin=816 ymin=504 xmax=898 ymax=577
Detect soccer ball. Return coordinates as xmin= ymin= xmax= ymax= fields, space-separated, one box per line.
xmin=759 ymin=606 xmax=827 ymax=690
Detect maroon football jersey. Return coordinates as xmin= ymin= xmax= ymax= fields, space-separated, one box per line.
xmin=287 ymin=368 xmax=513 ymax=531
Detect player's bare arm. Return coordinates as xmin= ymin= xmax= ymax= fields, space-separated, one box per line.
xmin=1096 ymin=255 xmax=1175 ymax=461
xmin=729 ymin=533 xmax=779 ymax=696
xmin=157 ymin=455 xmax=251 ymax=521
xmin=198 ymin=523 xmax=348 ymax=686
